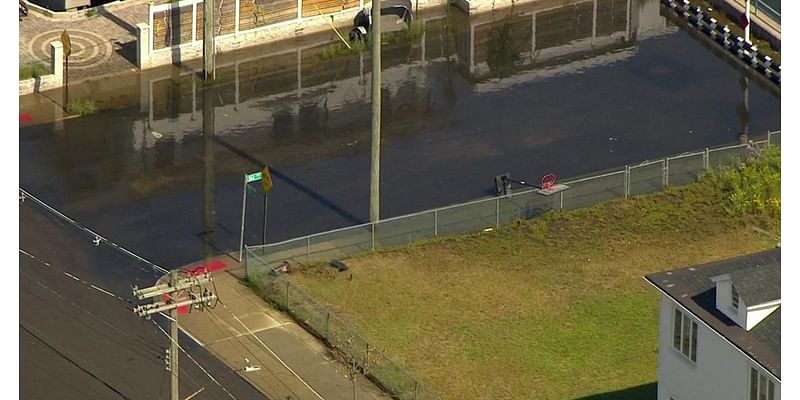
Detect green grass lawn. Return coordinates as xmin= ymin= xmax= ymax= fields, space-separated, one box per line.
xmin=287 ymin=157 xmax=779 ymax=399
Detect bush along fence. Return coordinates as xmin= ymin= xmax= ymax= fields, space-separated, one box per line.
xmin=244 ymin=130 xmax=779 ymax=400
xmin=661 ymin=0 xmax=780 ymax=86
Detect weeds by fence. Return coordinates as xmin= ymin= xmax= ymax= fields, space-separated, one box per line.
xmin=245 ymin=130 xmax=779 ymax=400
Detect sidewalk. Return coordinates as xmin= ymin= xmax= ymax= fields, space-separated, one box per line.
xmin=178 ymin=255 xmax=390 ymax=400
xmin=19 ymin=0 xmax=149 ymax=83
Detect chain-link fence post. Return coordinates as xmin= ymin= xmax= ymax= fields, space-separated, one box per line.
xmin=495 ymin=197 xmax=500 ymax=228
xmin=371 ymin=223 xmax=376 ymax=251
xmin=325 ymin=311 xmax=330 ymax=339
xmin=624 ymin=165 xmax=630 ymax=198
xmin=244 ymin=246 xmax=249 ymax=277
xmin=559 ymin=191 xmax=564 ymax=210
xmin=704 ymin=147 xmax=709 ymax=170
xmin=285 ymin=280 xmax=291 ymax=310
xmin=662 ymin=159 xmax=668 ymax=188
xmin=434 ymin=209 xmax=438 ymax=237
xmin=306 ymin=236 xmax=311 ymax=264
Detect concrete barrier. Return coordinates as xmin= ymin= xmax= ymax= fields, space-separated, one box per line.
xmin=660 ymin=0 xmax=779 ymax=86
xmin=19 ymin=41 xmax=65 ymax=96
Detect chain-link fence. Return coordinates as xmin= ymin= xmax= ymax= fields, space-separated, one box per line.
xmin=245 ymin=130 xmax=779 ymax=400
xmin=247 ymin=131 xmax=780 ymax=275
xmin=247 ymin=264 xmax=439 ymax=400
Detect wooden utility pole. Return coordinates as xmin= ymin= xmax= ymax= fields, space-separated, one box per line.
xmin=132 ymin=271 xmax=217 ymax=400
xmin=203 ymin=0 xmax=215 ymax=80
xmin=169 ymin=271 xmax=180 ymax=400
xmin=370 ymin=0 xmax=382 ymax=222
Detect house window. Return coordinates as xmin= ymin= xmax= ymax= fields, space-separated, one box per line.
xmin=749 ymin=367 xmax=775 ymax=400
xmin=732 ymin=285 xmax=740 ymax=311
xmin=672 ymin=308 xmax=698 ymax=362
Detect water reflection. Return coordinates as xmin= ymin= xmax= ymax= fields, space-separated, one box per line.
xmin=19 ymin=0 xmax=780 ymax=265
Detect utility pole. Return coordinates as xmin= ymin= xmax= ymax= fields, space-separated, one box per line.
xmin=203 ymin=0 xmax=215 ymax=80
xmin=203 ymin=81 xmax=216 ymax=260
xmin=369 ymin=0 xmax=382 ymax=222
xmin=132 ymin=270 xmax=217 ymax=400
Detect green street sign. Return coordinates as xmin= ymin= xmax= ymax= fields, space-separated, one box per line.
xmin=246 ymin=171 xmax=263 ymax=183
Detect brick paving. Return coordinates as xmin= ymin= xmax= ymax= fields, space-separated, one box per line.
xmin=19 ymin=0 xmax=150 ymax=82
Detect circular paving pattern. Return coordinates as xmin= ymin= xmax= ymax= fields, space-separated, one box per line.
xmin=28 ymin=29 xmax=113 ymax=70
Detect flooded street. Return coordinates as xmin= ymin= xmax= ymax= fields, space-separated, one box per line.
xmin=19 ymin=0 xmax=780 ymax=268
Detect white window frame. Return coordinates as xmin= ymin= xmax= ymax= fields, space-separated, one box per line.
xmin=672 ymin=307 xmax=698 ymax=363
xmin=749 ymin=367 xmax=775 ymax=400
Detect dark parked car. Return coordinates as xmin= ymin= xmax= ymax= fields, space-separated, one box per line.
xmin=349 ymin=0 xmax=413 ymax=42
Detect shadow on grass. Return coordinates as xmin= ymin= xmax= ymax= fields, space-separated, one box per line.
xmin=575 ymin=382 xmax=657 ymax=400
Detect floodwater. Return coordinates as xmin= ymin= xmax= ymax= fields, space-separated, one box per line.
xmin=19 ymin=0 xmax=780 ymax=268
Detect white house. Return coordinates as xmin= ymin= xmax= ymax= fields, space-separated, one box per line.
xmin=645 ymin=249 xmax=780 ymax=400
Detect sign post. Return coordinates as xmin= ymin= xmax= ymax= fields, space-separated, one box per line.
xmin=239 ymin=168 xmax=273 ymax=262
xmin=261 ymin=167 xmax=272 ymax=246
xmin=60 ymin=30 xmax=72 ymax=110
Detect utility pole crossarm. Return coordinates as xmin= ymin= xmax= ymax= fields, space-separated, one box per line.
xmin=133 ymin=275 xmax=212 ymax=299
xmin=134 ymin=293 xmax=218 ymax=317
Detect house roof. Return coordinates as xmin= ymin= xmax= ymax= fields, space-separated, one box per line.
xmin=728 ymin=262 xmax=781 ymax=306
xmin=644 ymin=249 xmax=781 ymax=380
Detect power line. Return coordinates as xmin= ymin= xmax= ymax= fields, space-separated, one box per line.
xmin=20 ymin=248 xmax=237 ymax=400
xmin=19 ymin=188 xmax=169 ymax=275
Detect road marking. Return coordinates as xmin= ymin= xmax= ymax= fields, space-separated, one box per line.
xmin=222 ymin=304 xmax=326 ymax=400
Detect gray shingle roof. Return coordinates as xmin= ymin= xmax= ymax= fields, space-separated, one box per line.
xmin=728 ymin=262 xmax=781 ymax=306
xmin=644 ymin=249 xmax=781 ymax=379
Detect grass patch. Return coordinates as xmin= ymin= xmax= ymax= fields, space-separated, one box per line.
xmin=321 ymin=38 xmax=369 ymax=59
xmin=85 ymin=8 xmax=97 ymax=17
xmin=66 ymin=98 xmax=98 ymax=116
xmin=287 ymin=154 xmax=780 ymax=399
xmin=19 ymin=64 xmax=48 ymax=81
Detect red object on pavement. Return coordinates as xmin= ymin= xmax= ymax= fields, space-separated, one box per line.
xmin=19 ymin=113 xmax=33 ymax=123
xmin=157 ymin=260 xmax=229 ymax=315
xmin=184 ymin=260 xmax=228 ymax=276
xmin=739 ymin=13 xmax=749 ymax=29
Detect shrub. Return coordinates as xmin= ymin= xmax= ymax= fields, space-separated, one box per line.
xmin=19 ymin=64 xmax=48 ymax=81
xmin=66 ymin=98 xmax=98 ymax=116
xmin=85 ymin=8 xmax=97 ymax=17
xmin=711 ymin=146 xmax=780 ymax=220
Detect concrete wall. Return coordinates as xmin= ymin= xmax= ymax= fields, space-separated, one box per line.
xmin=656 ymin=296 xmax=781 ymax=400
xmin=19 ymin=41 xmax=64 ymax=96
xmin=136 ymin=0 xmax=448 ymax=70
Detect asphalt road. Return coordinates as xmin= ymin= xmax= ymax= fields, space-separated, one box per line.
xmin=20 ymin=199 xmax=267 ymax=400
